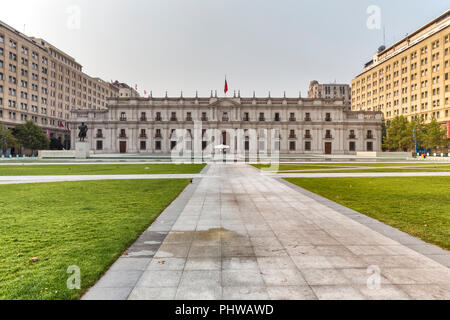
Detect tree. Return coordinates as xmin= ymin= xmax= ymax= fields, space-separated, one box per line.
xmin=381 ymin=120 xmax=388 ymax=151
xmin=0 ymin=123 xmax=18 ymax=154
xmin=408 ymin=117 xmax=427 ymax=152
xmin=423 ymin=118 xmax=448 ymax=151
xmin=386 ymin=116 xmax=412 ymax=151
xmin=13 ymin=121 xmax=50 ymax=154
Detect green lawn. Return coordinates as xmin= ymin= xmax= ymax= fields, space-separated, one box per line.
xmin=252 ymin=163 xmax=450 ymax=173
xmin=0 ymin=179 xmax=190 ymax=300
xmin=0 ymin=163 xmax=205 ymax=176
xmin=289 ymin=168 xmax=450 ymax=173
xmin=285 ymin=177 xmax=450 ymax=251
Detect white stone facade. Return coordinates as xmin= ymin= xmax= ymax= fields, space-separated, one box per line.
xmin=70 ymin=95 xmax=383 ymax=156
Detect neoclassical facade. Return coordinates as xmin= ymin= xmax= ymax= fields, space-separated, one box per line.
xmin=70 ymin=94 xmax=383 ymax=156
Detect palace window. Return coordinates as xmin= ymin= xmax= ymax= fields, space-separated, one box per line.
xmin=349 ymin=141 xmax=356 ymax=152
xmin=259 ymin=113 xmax=265 ymax=121
xmin=289 ymin=130 xmax=296 ymax=139
xmin=289 ymin=141 xmax=296 ymax=151
xmin=289 ymin=113 xmax=296 ymax=121
xmin=305 ymin=141 xmax=311 ymax=151
xmin=222 ymin=112 xmax=229 ymax=121
xmin=96 ymin=140 xmax=103 ymax=150
xmin=305 ymin=130 xmax=311 ymax=139
xmin=274 ymin=113 xmax=280 ymax=121
xmin=305 ymin=113 xmax=311 ymax=121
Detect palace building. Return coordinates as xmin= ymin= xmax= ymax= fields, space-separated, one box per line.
xmin=351 ymin=10 xmax=450 ymax=129
xmin=70 ymin=93 xmax=382 ymax=156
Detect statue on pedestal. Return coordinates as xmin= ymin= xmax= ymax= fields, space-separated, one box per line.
xmin=78 ymin=122 xmax=88 ymax=142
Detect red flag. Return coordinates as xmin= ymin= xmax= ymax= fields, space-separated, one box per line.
xmin=224 ymin=78 xmax=228 ymax=94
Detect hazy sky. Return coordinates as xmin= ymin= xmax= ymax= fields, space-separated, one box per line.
xmin=1 ymin=0 xmax=449 ymax=97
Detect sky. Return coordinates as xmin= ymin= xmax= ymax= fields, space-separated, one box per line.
xmin=1 ymin=0 xmax=449 ymax=98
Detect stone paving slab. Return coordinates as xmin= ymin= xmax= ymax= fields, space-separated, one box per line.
xmin=85 ymin=163 xmax=450 ymax=300
xmin=82 ymin=175 xmax=203 ymax=300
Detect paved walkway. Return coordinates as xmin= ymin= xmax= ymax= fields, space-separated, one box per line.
xmin=1 ymin=171 xmax=450 ymax=185
xmin=82 ymin=164 xmax=450 ymax=300
xmin=0 ymin=174 xmax=204 ymax=185
xmin=274 ymin=172 xmax=450 ymax=178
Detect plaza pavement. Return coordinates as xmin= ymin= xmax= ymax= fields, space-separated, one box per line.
xmin=81 ymin=163 xmax=450 ymax=300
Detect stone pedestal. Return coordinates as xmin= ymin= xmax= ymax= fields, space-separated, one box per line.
xmin=75 ymin=142 xmax=90 ymax=159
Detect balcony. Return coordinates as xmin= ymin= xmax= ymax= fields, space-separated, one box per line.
xmin=349 ymin=134 xmax=357 ymax=139
xmin=119 ymin=134 xmax=127 ymax=139
xmin=289 ymin=134 xmax=297 ymax=139
xmin=154 ymin=134 xmax=162 ymax=139
xmin=325 ymin=117 xmax=332 ymax=122
xmin=96 ymin=134 xmax=104 ymax=138
xmin=259 ymin=117 xmax=266 ymax=122
xmin=119 ymin=117 xmax=127 ymax=122
xmin=243 ymin=117 xmax=250 ymax=122
xmin=325 ymin=134 xmax=333 ymax=139
xmin=289 ymin=117 xmax=296 ymax=122
xmin=305 ymin=117 xmax=312 ymax=122
xmin=139 ymin=134 xmax=148 ymax=139
xmin=170 ymin=118 xmax=178 ymax=122
xmin=304 ymin=134 xmax=312 ymax=139
xmin=155 ymin=117 xmax=162 ymax=122
xmin=367 ymin=134 xmax=374 ymax=139
xmin=274 ymin=117 xmax=280 ymax=122
xmin=201 ymin=117 xmax=208 ymax=121
xmin=186 ymin=117 xmax=193 ymax=122
xmin=140 ymin=117 xmax=147 ymax=121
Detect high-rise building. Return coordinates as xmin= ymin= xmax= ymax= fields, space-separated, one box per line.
xmin=0 ymin=20 xmax=119 ymax=148
xmin=112 ymin=81 xmax=140 ymax=98
xmin=351 ymin=11 xmax=450 ymax=130
xmin=308 ymin=81 xmax=351 ymax=108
